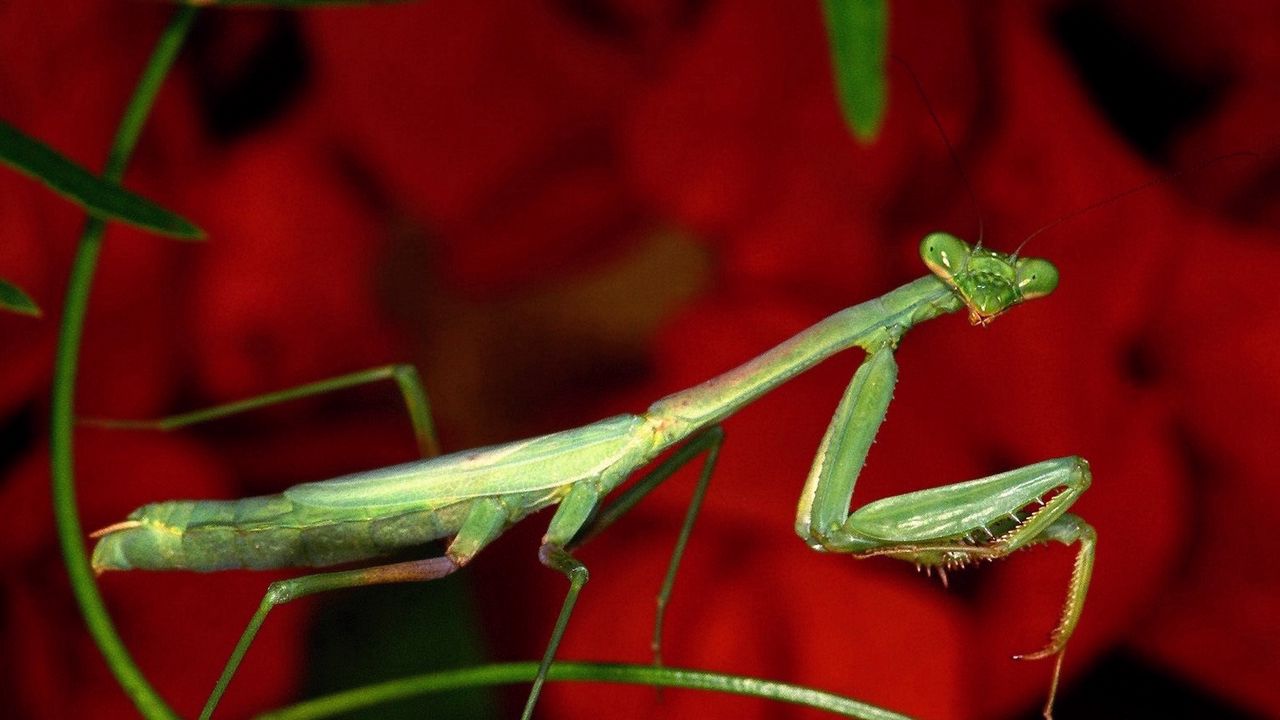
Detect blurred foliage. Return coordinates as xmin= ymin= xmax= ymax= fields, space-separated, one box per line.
xmin=0 ymin=278 xmax=39 ymax=317
xmin=821 ymin=0 xmax=887 ymax=141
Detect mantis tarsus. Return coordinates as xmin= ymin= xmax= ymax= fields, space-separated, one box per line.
xmin=91 ymin=232 xmax=1095 ymax=719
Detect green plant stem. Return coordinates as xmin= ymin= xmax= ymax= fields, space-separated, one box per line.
xmin=255 ymin=662 xmax=914 ymax=720
xmin=49 ymin=7 xmax=198 ymax=720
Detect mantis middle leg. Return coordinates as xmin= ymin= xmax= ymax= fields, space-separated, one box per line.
xmin=521 ymin=425 xmax=723 ymax=719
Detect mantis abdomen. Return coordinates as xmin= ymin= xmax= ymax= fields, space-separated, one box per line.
xmin=91 ymin=495 xmax=474 ymax=572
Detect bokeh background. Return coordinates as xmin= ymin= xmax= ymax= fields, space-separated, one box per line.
xmin=2 ymin=1 xmax=1278 ymax=718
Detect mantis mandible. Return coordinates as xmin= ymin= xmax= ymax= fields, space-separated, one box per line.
xmin=91 ymin=232 xmax=1095 ymax=720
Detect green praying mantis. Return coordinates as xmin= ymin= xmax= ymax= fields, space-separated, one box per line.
xmin=90 ymin=231 xmax=1095 ymax=720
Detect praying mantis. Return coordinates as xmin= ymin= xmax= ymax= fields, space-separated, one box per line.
xmin=90 ymin=231 xmax=1095 ymax=720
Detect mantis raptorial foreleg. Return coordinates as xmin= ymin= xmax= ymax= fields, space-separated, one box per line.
xmin=795 ymin=341 xmax=1095 ymax=719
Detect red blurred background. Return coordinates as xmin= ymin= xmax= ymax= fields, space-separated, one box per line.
xmin=1 ymin=1 xmax=1277 ymax=718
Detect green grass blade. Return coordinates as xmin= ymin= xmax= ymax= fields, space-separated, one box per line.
xmin=821 ymin=0 xmax=888 ymax=142
xmin=50 ymin=7 xmax=199 ymax=719
xmin=0 ymin=278 xmax=40 ymax=317
xmin=256 ymin=661 xmax=915 ymax=720
xmin=0 ymin=119 xmax=203 ymax=240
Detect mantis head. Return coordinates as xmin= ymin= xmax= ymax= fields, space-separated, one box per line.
xmin=919 ymin=233 xmax=1059 ymax=326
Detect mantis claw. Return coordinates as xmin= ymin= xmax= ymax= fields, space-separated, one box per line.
xmin=1011 ymin=642 xmax=1061 ymax=663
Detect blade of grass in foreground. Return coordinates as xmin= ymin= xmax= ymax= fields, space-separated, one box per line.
xmin=0 ymin=119 xmax=202 ymax=240
xmin=257 ymin=662 xmax=915 ymax=720
xmin=50 ymin=7 xmax=199 ymax=719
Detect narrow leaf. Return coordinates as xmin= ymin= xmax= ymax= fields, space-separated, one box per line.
xmin=821 ymin=0 xmax=888 ymax=143
xmin=0 ymin=119 xmax=203 ymax=239
xmin=0 ymin=278 xmax=40 ymax=317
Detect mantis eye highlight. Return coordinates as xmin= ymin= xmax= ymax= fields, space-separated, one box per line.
xmin=919 ymin=232 xmax=970 ymax=281
xmin=1015 ymin=258 xmax=1059 ymax=299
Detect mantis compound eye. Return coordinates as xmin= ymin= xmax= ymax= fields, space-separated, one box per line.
xmin=1014 ymin=257 xmax=1059 ymax=300
xmin=919 ymin=232 xmax=971 ymax=282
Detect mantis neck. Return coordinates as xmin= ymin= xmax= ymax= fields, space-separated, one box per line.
xmin=643 ymin=275 xmax=960 ymax=452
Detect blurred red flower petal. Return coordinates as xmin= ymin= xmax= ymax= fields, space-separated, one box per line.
xmin=179 ymin=109 xmax=398 ymax=401
xmin=1132 ymin=227 xmax=1280 ymax=715
xmin=306 ymin=2 xmax=637 ymax=222
xmin=0 ymin=174 xmax=61 ymax=418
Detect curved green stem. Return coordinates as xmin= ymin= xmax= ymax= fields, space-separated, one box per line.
xmin=255 ymin=661 xmax=914 ymax=720
xmin=49 ymin=7 xmax=198 ymax=720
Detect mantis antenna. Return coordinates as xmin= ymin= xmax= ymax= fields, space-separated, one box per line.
xmin=893 ymin=54 xmax=986 ymax=249
xmin=1012 ymin=149 xmax=1261 ymax=258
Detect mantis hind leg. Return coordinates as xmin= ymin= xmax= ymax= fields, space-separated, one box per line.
xmin=81 ymin=363 xmax=442 ymax=458
xmin=198 ymin=557 xmax=459 ymax=720
xmin=522 ymin=426 xmax=724 ymax=720
xmin=199 ymin=498 xmax=508 ymax=720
